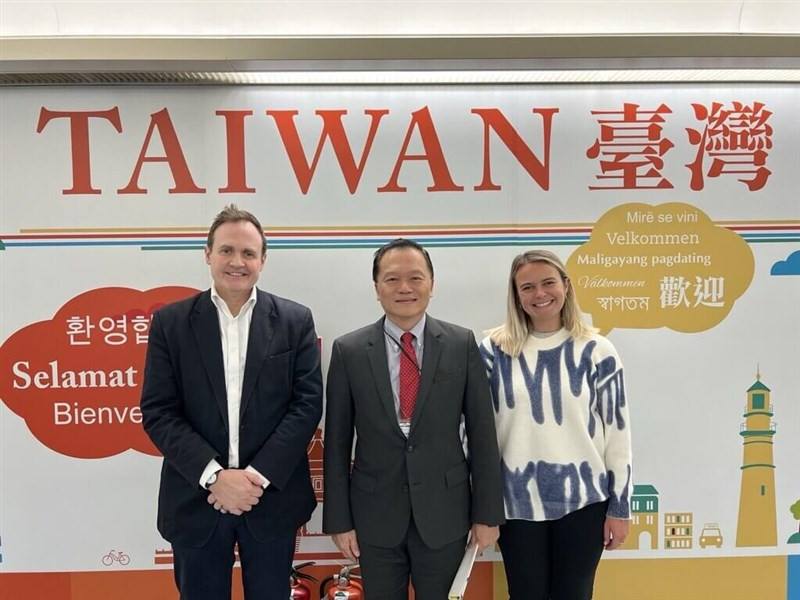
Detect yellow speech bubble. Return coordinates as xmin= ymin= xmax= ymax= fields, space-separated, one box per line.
xmin=567 ymin=202 xmax=754 ymax=334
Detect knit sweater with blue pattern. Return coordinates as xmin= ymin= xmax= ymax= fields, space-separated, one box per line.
xmin=480 ymin=329 xmax=631 ymax=521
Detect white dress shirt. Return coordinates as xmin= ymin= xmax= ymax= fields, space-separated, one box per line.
xmin=199 ymin=285 xmax=269 ymax=489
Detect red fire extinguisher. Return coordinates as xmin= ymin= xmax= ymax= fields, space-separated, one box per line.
xmin=290 ymin=561 xmax=317 ymax=600
xmin=319 ymin=564 xmax=363 ymax=600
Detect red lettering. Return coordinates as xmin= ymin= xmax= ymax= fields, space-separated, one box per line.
xmin=586 ymin=103 xmax=674 ymax=190
xmin=216 ymin=110 xmax=255 ymax=193
xmin=36 ymin=107 xmax=123 ymax=195
xmin=118 ymin=108 xmax=205 ymax=194
xmin=268 ymin=109 xmax=388 ymax=194
xmin=378 ymin=107 xmax=463 ymax=193
xmin=472 ymin=108 xmax=559 ymax=191
xmin=686 ymin=101 xmax=773 ymax=191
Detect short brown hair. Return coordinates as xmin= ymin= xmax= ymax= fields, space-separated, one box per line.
xmin=206 ymin=204 xmax=266 ymax=256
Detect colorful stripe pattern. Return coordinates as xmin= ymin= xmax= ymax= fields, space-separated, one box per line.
xmin=2 ymin=221 xmax=799 ymax=250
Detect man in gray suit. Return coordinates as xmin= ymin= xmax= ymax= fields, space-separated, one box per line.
xmin=323 ymin=238 xmax=504 ymax=599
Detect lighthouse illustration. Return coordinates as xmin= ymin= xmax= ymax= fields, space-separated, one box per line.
xmin=735 ymin=371 xmax=777 ymax=547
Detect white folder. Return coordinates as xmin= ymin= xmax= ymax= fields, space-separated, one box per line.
xmin=447 ymin=541 xmax=479 ymax=599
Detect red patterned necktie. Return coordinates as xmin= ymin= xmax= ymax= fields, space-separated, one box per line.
xmin=399 ymin=332 xmax=419 ymax=421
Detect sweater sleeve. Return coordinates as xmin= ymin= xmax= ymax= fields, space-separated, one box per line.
xmin=478 ymin=336 xmax=501 ymax=413
xmin=479 ymin=335 xmax=494 ymax=374
xmin=594 ymin=336 xmax=632 ymax=519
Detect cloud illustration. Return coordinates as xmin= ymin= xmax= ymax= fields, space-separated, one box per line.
xmin=0 ymin=286 xmax=198 ymax=458
xmin=567 ymin=202 xmax=754 ymax=334
xmin=770 ymin=250 xmax=800 ymax=276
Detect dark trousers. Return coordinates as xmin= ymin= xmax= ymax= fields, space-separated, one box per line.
xmin=172 ymin=514 xmax=296 ymax=600
xmin=498 ymin=500 xmax=608 ymax=600
xmin=359 ymin=516 xmax=468 ymax=600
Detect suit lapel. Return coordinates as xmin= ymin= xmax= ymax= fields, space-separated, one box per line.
xmin=411 ymin=316 xmax=443 ymax=432
xmin=366 ymin=318 xmax=405 ymax=437
xmin=240 ymin=290 xmax=274 ymax=418
xmin=190 ymin=291 xmax=229 ymax=427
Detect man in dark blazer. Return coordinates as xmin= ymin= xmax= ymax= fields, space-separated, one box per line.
xmin=141 ymin=205 xmax=322 ymax=599
xmin=323 ymin=238 xmax=504 ymax=599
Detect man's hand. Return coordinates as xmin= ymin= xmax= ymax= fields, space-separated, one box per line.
xmin=332 ymin=530 xmax=360 ymax=561
xmin=469 ymin=523 xmax=500 ymax=554
xmin=603 ymin=517 xmax=629 ymax=550
xmin=207 ymin=469 xmax=264 ymax=515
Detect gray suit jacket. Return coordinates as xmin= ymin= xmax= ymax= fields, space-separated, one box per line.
xmin=322 ymin=315 xmax=504 ymax=549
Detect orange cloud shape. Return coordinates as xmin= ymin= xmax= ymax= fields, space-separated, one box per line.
xmin=0 ymin=286 xmax=198 ymax=458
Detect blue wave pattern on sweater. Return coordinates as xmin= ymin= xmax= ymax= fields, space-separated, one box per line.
xmin=483 ymin=339 xmax=600 ymax=426
xmin=502 ymin=458 xmax=606 ymax=519
xmin=605 ymin=465 xmax=632 ymax=517
xmin=517 ymin=339 xmax=598 ymax=425
xmin=483 ymin=341 xmax=515 ymax=411
xmin=598 ymin=364 xmax=627 ymax=430
xmin=483 ymin=333 xmax=632 ymax=521
xmin=504 ymin=459 xmax=630 ymax=520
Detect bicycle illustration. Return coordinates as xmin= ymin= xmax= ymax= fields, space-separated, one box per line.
xmin=101 ymin=549 xmax=130 ymax=566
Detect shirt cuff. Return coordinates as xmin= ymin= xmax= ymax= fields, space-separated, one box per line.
xmin=245 ymin=465 xmax=271 ymax=489
xmin=199 ymin=459 xmax=224 ymax=489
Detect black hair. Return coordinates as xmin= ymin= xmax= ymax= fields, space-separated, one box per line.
xmin=372 ymin=238 xmax=434 ymax=282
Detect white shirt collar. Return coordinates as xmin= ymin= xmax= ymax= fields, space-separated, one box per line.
xmin=210 ymin=283 xmax=258 ymax=318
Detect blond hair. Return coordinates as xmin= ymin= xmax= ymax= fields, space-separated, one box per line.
xmin=488 ymin=249 xmax=595 ymax=356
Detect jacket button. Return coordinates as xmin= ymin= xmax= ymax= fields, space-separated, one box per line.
xmin=407 ymin=444 xmax=414 ymax=452
xmin=402 ymin=485 xmax=409 ymax=492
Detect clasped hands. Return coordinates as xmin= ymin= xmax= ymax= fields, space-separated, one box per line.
xmin=206 ymin=469 xmax=264 ymax=515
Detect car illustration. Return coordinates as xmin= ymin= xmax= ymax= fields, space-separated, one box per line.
xmin=699 ymin=523 xmax=723 ymax=548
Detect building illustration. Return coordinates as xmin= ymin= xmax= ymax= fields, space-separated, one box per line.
xmin=664 ymin=512 xmax=693 ymax=549
xmin=297 ymin=428 xmax=327 ymax=540
xmin=307 ymin=428 xmax=324 ymax=503
xmin=736 ymin=373 xmax=778 ymax=547
xmin=620 ymin=484 xmax=659 ymax=550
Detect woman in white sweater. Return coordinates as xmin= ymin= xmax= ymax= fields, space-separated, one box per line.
xmin=480 ymin=249 xmax=631 ymax=600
